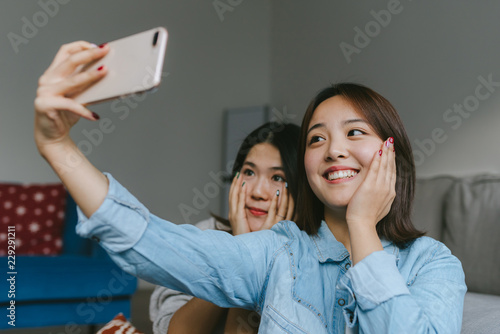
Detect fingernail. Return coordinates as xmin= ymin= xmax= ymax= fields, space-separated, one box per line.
xmin=285 ymin=182 xmax=288 ymax=189
xmin=90 ymin=43 xmax=98 ymax=48
xmin=276 ymin=190 xmax=280 ymax=196
xmin=92 ymin=112 xmax=100 ymax=120
xmin=98 ymin=43 xmax=107 ymax=48
xmin=385 ymin=140 xmax=390 ymax=147
xmin=242 ymin=182 xmax=245 ymax=187
xmin=389 ymin=137 xmax=394 ymax=144
xmin=379 ymin=150 xmax=382 ymax=156
xmin=236 ymin=172 xmax=240 ymax=179
xmin=97 ymin=65 xmax=104 ymax=71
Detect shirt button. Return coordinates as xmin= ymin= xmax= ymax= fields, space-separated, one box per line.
xmin=345 ymin=263 xmax=351 ymax=270
xmin=338 ymin=298 xmax=345 ymax=306
xmin=91 ymin=236 xmax=100 ymax=242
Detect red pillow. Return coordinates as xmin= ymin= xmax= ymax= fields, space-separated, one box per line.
xmin=96 ymin=313 xmax=143 ymax=334
xmin=0 ymin=183 xmax=66 ymax=256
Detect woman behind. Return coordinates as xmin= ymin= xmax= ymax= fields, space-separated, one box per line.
xmin=34 ymin=42 xmax=466 ymax=333
xmin=150 ymin=122 xmax=300 ymax=334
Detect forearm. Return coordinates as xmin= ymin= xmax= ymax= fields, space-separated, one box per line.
xmin=40 ymin=139 xmax=108 ymax=218
xmin=348 ymin=222 xmax=383 ymax=266
xmin=224 ymin=308 xmax=260 ymax=334
xmin=168 ymin=297 xmax=227 ymax=334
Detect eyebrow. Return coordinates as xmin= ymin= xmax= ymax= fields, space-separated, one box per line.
xmin=307 ymin=118 xmax=368 ymax=135
xmin=243 ymin=161 xmax=284 ymax=171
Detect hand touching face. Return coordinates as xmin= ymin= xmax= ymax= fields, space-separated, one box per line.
xmin=228 ymin=143 xmax=294 ymax=234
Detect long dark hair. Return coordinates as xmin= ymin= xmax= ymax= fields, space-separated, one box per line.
xmin=295 ymin=83 xmax=424 ymax=247
xmin=215 ymin=122 xmax=300 ymax=227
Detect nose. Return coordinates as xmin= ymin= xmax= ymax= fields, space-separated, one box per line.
xmin=250 ymin=177 xmax=271 ymax=201
xmin=325 ymin=137 xmax=349 ymax=161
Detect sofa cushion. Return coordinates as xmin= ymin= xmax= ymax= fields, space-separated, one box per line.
xmin=443 ymin=175 xmax=500 ymax=295
xmin=0 ymin=255 xmax=137 ymax=303
xmin=0 ymin=183 xmax=66 ymax=255
xmin=461 ymin=292 xmax=500 ymax=334
xmin=412 ymin=176 xmax=456 ymax=240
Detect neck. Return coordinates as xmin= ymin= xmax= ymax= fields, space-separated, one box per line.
xmin=324 ymin=206 xmax=351 ymax=255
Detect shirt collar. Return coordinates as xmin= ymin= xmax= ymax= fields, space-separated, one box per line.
xmin=310 ymin=220 xmax=394 ymax=263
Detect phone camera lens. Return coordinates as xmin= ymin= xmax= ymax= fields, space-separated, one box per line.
xmin=152 ymin=31 xmax=159 ymax=46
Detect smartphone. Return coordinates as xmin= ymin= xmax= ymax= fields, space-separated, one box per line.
xmin=74 ymin=27 xmax=168 ymax=105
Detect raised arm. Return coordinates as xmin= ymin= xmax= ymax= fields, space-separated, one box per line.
xmin=34 ymin=41 xmax=110 ymax=218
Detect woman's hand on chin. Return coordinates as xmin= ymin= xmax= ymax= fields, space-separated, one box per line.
xmin=34 ymin=41 xmax=109 ymax=155
xmin=346 ymin=138 xmax=396 ymax=229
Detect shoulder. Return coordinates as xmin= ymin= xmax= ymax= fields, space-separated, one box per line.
xmin=236 ymin=220 xmax=304 ymax=256
xmin=397 ymin=236 xmax=464 ymax=281
xmin=193 ymin=217 xmax=231 ymax=232
xmin=270 ymin=220 xmax=305 ymax=242
xmin=403 ymin=236 xmax=452 ymax=259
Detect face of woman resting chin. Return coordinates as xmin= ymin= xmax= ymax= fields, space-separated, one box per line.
xmin=304 ymin=96 xmax=384 ymax=213
xmin=240 ymin=143 xmax=286 ymax=231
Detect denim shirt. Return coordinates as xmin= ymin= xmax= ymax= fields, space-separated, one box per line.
xmin=76 ymin=174 xmax=467 ymax=333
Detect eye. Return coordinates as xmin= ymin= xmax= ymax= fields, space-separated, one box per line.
xmin=272 ymin=175 xmax=285 ymax=182
xmin=308 ymin=135 xmax=325 ymax=145
xmin=242 ymin=168 xmax=254 ymax=176
xmin=348 ymin=129 xmax=365 ymax=136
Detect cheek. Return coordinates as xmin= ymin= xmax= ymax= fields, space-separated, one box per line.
xmin=355 ymin=143 xmax=381 ymax=169
xmin=304 ymin=150 xmax=318 ymax=179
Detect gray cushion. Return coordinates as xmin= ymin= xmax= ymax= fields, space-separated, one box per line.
xmin=443 ymin=175 xmax=500 ymax=295
xmin=461 ymin=292 xmax=500 ymax=334
xmin=412 ymin=176 xmax=456 ymax=240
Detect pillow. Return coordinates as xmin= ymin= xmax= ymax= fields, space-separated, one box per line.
xmin=0 ymin=183 xmax=66 ymax=256
xmin=96 ymin=313 xmax=143 ymax=334
xmin=412 ymin=176 xmax=456 ymax=240
xmin=443 ymin=175 xmax=500 ymax=295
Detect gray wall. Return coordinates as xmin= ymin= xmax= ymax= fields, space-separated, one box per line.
xmin=271 ymin=0 xmax=500 ymax=177
xmin=2 ymin=1 xmax=499 ymax=252
xmin=1 ymin=0 xmax=271 ymax=228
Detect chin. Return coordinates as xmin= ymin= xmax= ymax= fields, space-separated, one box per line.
xmin=322 ymin=194 xmax=352 ymax=210
xmin=248 ymin=218 xmax=266 ymax=232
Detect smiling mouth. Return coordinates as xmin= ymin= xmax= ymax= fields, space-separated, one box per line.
xmin=323 ymin=169 xmax=359 ymax=181
xmin=247 ymin=207 xmax=268 ymax=216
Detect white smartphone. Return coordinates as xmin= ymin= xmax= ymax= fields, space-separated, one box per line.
xmin=74 ymin=27 xmax=168 ymax=105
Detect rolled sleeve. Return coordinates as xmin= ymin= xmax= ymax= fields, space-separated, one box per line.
xmin=76 ymin=173 xmax=149 ymax=253
xmin=74 ymin=173 xmax=277 ymax=310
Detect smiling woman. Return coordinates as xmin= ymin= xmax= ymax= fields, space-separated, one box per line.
xmin=296 ymin=84 xmax=424 ymax=248
xmin=33 ymin=41 xmax=466 ymax=333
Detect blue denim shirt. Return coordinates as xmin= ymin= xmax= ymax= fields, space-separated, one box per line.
xmin=76 ymin=174 xmax=466 ymax=333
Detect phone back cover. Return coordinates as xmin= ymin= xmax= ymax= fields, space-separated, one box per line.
xmin=74 ymin=27 xmax=167 ymax=105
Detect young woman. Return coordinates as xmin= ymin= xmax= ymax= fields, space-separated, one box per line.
xmin=150 ymin=122 xmax=300 ymax=334
xmin=34 ymin=42 xmax=466 ymax=333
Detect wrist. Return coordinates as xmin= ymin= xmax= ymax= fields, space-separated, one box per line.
xmin=37 ymin=137 xmax=75 ymax=160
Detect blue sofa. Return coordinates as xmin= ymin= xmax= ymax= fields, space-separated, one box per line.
xmin=0 ymin=194 xmax=137 ymax=329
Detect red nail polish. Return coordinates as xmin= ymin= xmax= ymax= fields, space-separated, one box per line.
xmin=92 ymin=112 xmax=100 ymax=120
xmin=379 ymin=150 xmax=382 ymax=156
xmin=98 ymin=43 xmax=107 ymax=48
xmin=389 ymin=137 xmax=394 ymax=144
xmin=97 ymin=66 xmax=103 ymax=71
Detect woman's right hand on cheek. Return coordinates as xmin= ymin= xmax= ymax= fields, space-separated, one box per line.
xmin=34 ymin=41 xmax=109 ymax=155
xmin=227 ymin=172 xmax=251 ymax=235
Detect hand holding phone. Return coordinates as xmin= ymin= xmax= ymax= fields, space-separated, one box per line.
xmin=73 ymin=27 xmax=168 ymax=105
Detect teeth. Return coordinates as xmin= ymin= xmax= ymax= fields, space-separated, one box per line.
xmin=327 ymin=170 xmax=358 ymax=181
